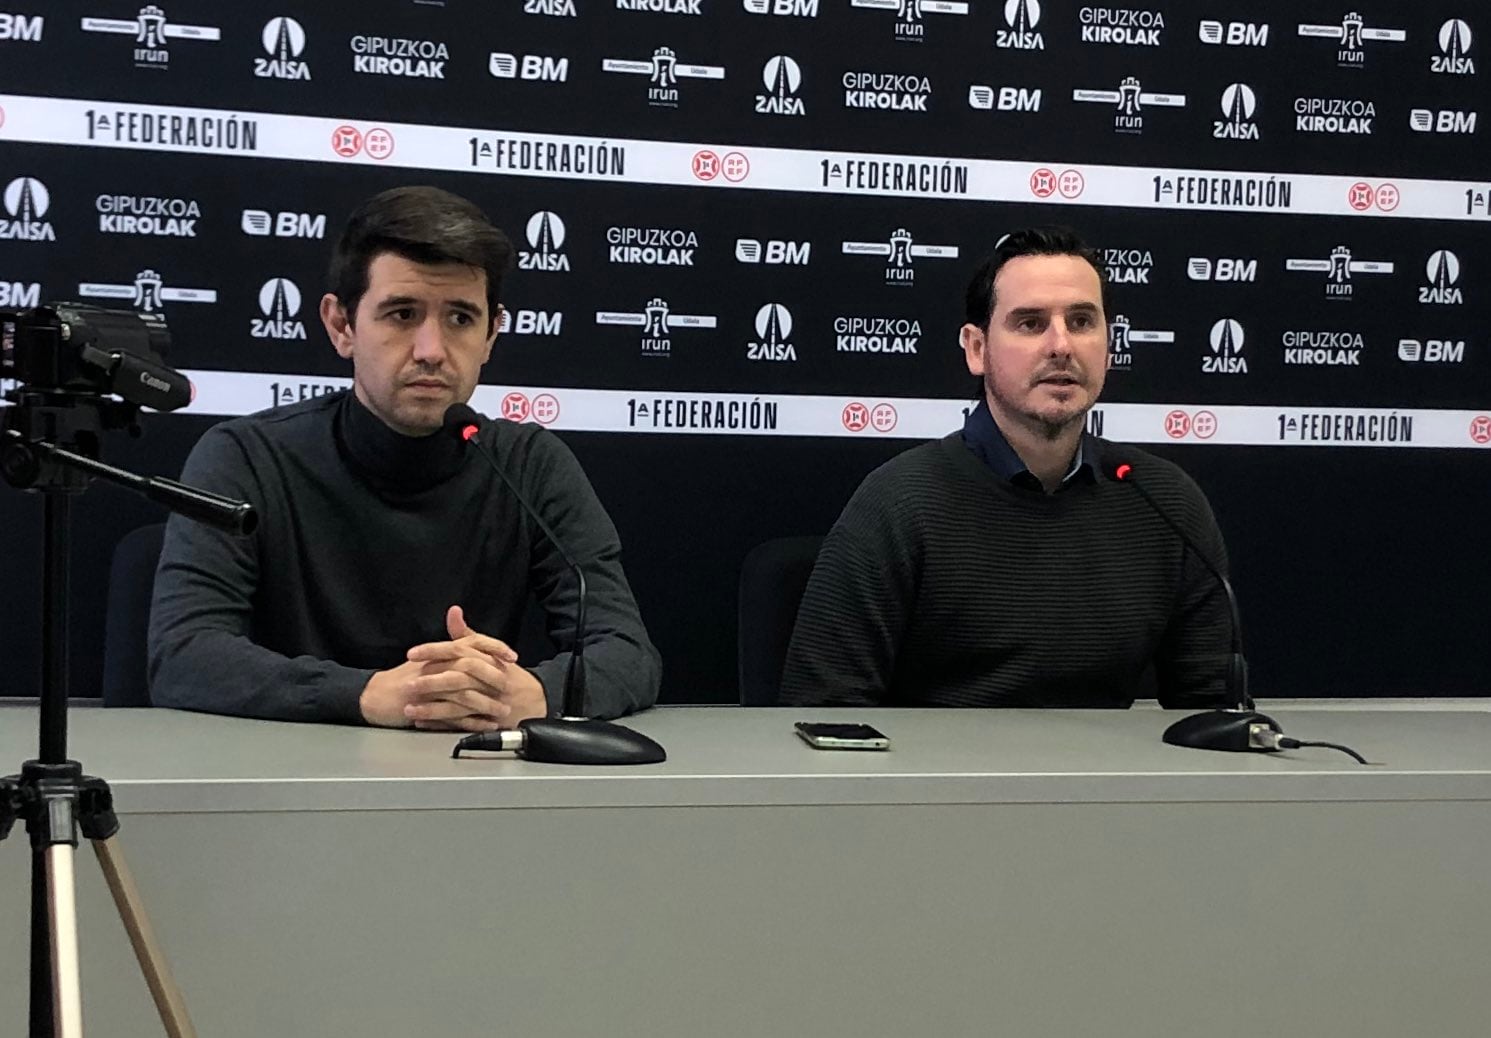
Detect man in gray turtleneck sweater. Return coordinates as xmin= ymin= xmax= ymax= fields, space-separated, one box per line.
xmin=148 ymin=187 xmax=660 ymax=729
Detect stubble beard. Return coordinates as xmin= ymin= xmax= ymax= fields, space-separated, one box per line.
xmin=985 ymin=370 xmax=1091 ymax=442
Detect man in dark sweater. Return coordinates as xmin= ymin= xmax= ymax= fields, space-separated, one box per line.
xmin=781 ymin=227 xmax=1232 ymax=709
xmin=149 ymin=187 xmax=660 ymax=728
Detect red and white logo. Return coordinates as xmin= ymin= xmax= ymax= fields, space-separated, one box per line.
xmin=1470 ymin=415 xmax=1491 ymax=444
xmin=501 ymin=392 xmax=531 ymax=422
xmin=532 ymin=393 xmax=560 ymax=426
xmin=842 ymin=402 xmax=869 ymax=432
xmin=1347 ymin=181 xmax=1375 ymax=211
xmin=1192 ymin=410 xmax=1218 ymax=439
xmin=691 ymin=150 xmax=720 ymax=181
xmin=365 ymin=127 xmax=395 ymax=160
xmin=332 ymin=125 xmax=363 ymax=157
xmin=1374 ymin=182 xmax=1400 ymax=211
xmin=870 ymin=403 xmax=898 ymax=433
xmin=1164 ymin=409 xmax=1191 ymax=438
xmin=1058 ymin=169 xmax=1085 ymax=198
xmin=1030 ymin=167 xmax=1057 ymax=197
xmin=722 ymin=151 xmax=750 ymax=182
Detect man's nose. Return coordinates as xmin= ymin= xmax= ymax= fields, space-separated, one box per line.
xmin=1047 ymin=319 xmax=1076 ymax=355
xmin=411 ymin=318 xmax=448 ymax=364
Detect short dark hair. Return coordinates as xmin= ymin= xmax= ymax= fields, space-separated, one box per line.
xmin=962 ymin=226 xmax=1110 ymax=331
xmin=327 ymin=186 xmax=514 ymax=329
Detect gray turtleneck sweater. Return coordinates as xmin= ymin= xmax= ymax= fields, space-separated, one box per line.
xmin=147 ymin=390 xmax=660 ymax=723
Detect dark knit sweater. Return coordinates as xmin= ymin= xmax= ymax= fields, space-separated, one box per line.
xmin=779 ymin=433 xmax=1233 ymax=709
xmin=148 ymin=391 xmax=660 ymax=723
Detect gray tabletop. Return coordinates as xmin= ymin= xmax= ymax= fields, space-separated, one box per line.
xmin=3 ymin=700 xmax=1491 ymax=1038
xmin=3 ymin=700 xmax=1488 ymax=812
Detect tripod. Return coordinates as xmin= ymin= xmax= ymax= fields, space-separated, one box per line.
xmin=2 ymin=388 xmax=253 ymax=1036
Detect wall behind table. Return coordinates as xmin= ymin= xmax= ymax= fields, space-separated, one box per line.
xmin=1 ymin=1 xmax=1487 ymax=701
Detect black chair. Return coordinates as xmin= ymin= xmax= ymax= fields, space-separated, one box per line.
xmin=736 ymin=535 xmax=823 ymax=706
xmin=101 ymin=522 xmax=166 ymax=706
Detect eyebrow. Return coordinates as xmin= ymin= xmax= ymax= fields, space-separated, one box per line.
xmin=1005 ymin=302 xmax=1101 ymax=320
xmin=375 ymin=295 xmax=484 ymax=315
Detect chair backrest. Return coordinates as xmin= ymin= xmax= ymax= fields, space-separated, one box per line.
xmin=737 ymin=535 xmax=824 ymax=706
xmin=102 ymin=522 xmax=167 ymax=707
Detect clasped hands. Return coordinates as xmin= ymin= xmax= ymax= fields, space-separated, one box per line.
xmin=359 ymin=605 xmax=548 ymax=732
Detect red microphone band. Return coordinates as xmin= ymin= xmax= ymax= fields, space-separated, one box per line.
xmin=461 ymin=424 xmax=479 ymax=442
xmin=1115 ymin=463 xmax=1132 ymax=481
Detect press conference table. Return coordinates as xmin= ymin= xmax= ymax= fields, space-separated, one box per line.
xmin=2 ymin=702 xmax=1489 ymax=1038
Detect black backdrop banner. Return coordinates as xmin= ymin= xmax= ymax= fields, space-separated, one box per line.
xmin=1 ymin=2 xmax=1487 ymax=702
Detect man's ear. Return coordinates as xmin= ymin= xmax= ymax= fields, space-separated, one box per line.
xmin=960 ymin=323 xmax=987 ymax=377
xmin=321 ymin=294 xmax=354 ymax=359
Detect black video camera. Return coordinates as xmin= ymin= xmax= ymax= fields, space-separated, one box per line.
xmin=1 ymin=303 xmax=191 ymax=412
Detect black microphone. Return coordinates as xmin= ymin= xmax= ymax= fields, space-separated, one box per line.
xmin=439 ymin=403 xmax=664 ymax=766
xmin=1102 ymin=454 xmax=1285 ymax=753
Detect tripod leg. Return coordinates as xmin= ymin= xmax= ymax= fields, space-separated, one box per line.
xmin=44 ymin=843 xmax=85 ymax=1038
xmin=91 ymin=836 xmax=197 ymax=1038
xmin=32 ymin=844 xmax=56 ymax=1037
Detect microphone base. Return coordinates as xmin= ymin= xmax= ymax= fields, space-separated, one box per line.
xmin=516 ymin=717 xmax=667 ymax=766
xmin=1162 ymin=709 xmax=1282 ymax=754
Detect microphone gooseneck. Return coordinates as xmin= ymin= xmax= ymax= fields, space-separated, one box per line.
xmin=1103 ymin=456 xmax=1250 ymax=711
xmin=443 ymin=403 xmax=587 ymax=719
xmin=1105 ymin=453 xmax=1369 ymax=763
xmin=441 ymin=403 xmax=664 ymax=766
xmin=1104 ymin=453 xmax=1285 ymax=754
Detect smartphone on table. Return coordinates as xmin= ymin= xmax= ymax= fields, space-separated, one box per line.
xmin=794 ymin=722 xmax=890 ymax=751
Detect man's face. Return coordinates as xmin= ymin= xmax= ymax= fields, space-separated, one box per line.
xmin=960 ymin=253 xmax=1107 ymax=439
xmin=320 ymin=252 xmax=499 ymax=436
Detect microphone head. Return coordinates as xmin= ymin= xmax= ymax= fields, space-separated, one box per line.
xmin=441 ymin=402 xmax=482 ymax=443
xmin=1100 ymin=454 xmax=1133 ymax=482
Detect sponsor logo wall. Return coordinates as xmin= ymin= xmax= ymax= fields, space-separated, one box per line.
xmin=0 ymin=1 xmax=1484 ymax=448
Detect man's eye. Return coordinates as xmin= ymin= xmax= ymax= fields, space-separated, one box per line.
xmin=387 ymin=308 xmax=415 ymax=321
xmin=1070 ymin=315 xmax=1093 ymax=329
xmin=1018 ymin=319 xmax=1042 ymax=332
xmin=450 ymin=312 xmax=474 ymax=327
